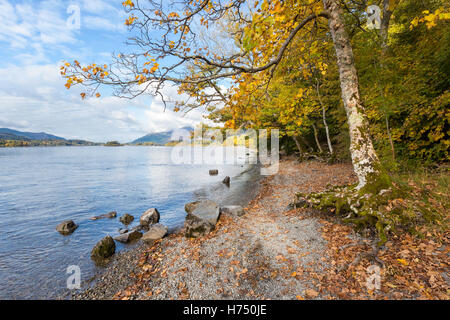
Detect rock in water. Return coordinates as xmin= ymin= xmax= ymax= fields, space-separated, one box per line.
xmin=140 ymin=208 xmax=160 ymax=227
xmin=107 ymin=211 xmax=117 ymax=218
xmin=90 ymin=211 xmax=117 ymax=220
xmin=184 ymin=200 xmax=220 ymax=238
xmin=142 ymin=224 xmax=168 ymax=243
xmin=222 ymin=176 xmax=230 ymax=186
xmin=114 ymin=230 xmax=142 ymax=243
xmin=119 ymin=213 xmax=134 ymax=225
xmin=56 ymin=220 xmax=78 ymax=235
xmin=91 ymin=236 xmax=115 ymax=263
xmin=220 ymin=205 xmax=245 ymax=217
xmin=209 ymin=169 xmax=219 ymax=175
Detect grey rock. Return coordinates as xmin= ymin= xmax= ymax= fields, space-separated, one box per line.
xmin=118 ymin=228 xmax=128 ymax=234
xmin=220 ymin=205 xmax=245 ymax=217
xmin=56 ymin=220 xmax=78 ymax=235
xmin=185 ymin=200 xmax=220 ymax=225
xmin=140 ymin=208 xmax=160 ymax=227
xmin=119 ymin=213 xmax=134 ymax=225
xmin=91 ymin=236 xmax=115 ymax=263
xmin=184 ymin=215 xmax=215 ymax=238
xmin=142 ymin=224 xmax=168 ymax=243
xmin=184 ymin=200 xmax=220 ymax=238
xmin=209 ymin=169 xmax=219 ymax=175
xmin=114 ymin=230 xmax=142 ymax=243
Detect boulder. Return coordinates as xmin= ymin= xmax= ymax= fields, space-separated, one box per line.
xmin=91 ymin=236 xmax=115 ymax=263
xmin=118 ymin=228 xmax=128 ymax=234
xmin=90 ymin=211 xmax=117 ymax=220
xmin=184 ymin=200 xmax=220 ymax=238
xmin=184 ymin=200 xmax=215 ymax=215
xmin=184 ymin=215 xmax=215 ymax=238
xmin=142 ymin=224 xmax=168 ymax=243
xmin=184 ymin=201 xmax=201 ymax=214
xmin=56 ymin=220 xmax=78 ymax=235
xmin=119 ymin=213 xmax=134 ymax=225
xmin=222 ymin=176 xmax=230 ymax=186
xmin=114 ymin=230 xmax=142 ymax=243
xmin=220 ymin=205 xmax=245 ymax=217
xmin=209 ymin=169 xmax=219 ymax=175
xmin=140 ymin=208 xmax=160 ymax=227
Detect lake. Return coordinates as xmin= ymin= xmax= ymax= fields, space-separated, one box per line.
xmin=0 ymin=146 xmax=259 ymax=299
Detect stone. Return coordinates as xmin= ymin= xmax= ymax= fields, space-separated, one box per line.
xmin=222 ymin=176 xmax=230 ymax=186
xmin=185 ymin=200 xmax=220 ymax=225
xmin=140 ymin=208 xmax=160 ymax=227
xmin=209 ymin=169 xmax=219 ymax=175
xmin=119 ymin=213 xmax=134 ymax=225
xmin=118 ymin=228 xmax=128 ymax=234
xmin=142 ymin=224 xmax=168 ymax=243
xmin=220 ymin=205 xmax=245 ymax=217
xmin=184 ymin=200 xmax=220 ymax=238
xmin=56 ymin=220 xmax=78 ymax=235
xmin=114 ymin=230 xmax=142 ymax=243
xmin=91 ymin=236 xmax=115 ymax=263
xmin=90 ymin=211 xmax=117 ymax=220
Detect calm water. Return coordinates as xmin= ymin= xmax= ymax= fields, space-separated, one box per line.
xmin=0 ymin=146 xmax=259 ymax=299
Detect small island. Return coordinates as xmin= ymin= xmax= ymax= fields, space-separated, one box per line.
xmin=104 ymin=141 xmax=123 ymax=147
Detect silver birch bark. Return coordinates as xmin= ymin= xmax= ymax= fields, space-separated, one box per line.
xmin=323 ymin=0 xmax=384 ymax=189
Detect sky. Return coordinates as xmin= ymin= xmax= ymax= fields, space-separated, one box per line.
xmin=0 ymin=0 xmax=211 ymax=142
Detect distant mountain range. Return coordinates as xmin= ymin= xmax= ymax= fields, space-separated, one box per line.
xmin=131 ymin=126 xmax=194 ymax=145
xmin=0 ymin=128 xmax=66 ymax=141
xmin=0 ymin=128 xmax=97 ymax=147
xmin=1 ymin=127 xmax=196 ymax=147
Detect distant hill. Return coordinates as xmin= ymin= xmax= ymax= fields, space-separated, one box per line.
xmin=0 ymin=128 xmax=65 ymax=141
xmin=0 ymin=128 xmax=98 ymax=147
xmin=131 ymin=126 xmax=194 ymax=145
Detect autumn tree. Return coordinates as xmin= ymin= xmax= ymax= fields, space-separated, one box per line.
xmin=63 ymin=0 xmax=389 ymax=190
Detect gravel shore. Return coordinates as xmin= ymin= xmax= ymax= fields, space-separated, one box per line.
xmin=71 ymin=159 xmax=357 ymax=300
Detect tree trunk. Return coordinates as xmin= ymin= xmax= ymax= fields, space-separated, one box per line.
xmin=315 ymin=80 xmax=334 ymax=154
xmin=323 ymin=0 xmax=387 ymax=190
xmin=322 ymin=106 xmax=334 ymax=154
xmin=312 ymin=124 xmax=323 ymax=153
xmin=380 ymin=0 xmax=393 ymax=51
xmin=293 ymin=136 xmax=303 ymax=159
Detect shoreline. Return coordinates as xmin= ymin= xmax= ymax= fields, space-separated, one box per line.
xmin=69 ymin=158 xmax=449 ymax=300
xmin=70 ymin=158 xmax=352 ymax=300
xmin=67 ymin=162 xmax=263 ymax=300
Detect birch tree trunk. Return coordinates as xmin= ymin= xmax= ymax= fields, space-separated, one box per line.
xmin=323 ymin=0 xmax=388 ymax=190
xmin=315 ymin=80 xmax=334 ymax=154
xmin=312 ymin=124 xmax=323 ymax=153
xmin=322 ymin=106 xmax=334 ymax=154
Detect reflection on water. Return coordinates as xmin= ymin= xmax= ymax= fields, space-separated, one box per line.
xmin=0 ymin=146 xmax=258 ymax=299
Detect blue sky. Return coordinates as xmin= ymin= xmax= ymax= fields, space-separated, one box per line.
xmin=0 ymin=0 xmax=208 ymax=142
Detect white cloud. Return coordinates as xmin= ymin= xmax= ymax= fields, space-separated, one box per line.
xmin=0 ymin=63 xmax=209 ymax=142
xmin=0 ymin=0 xmax=127 ymax=65
xmin=0 ymin=1 xmax=215 ymax=142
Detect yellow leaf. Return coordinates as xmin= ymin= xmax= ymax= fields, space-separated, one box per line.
xmin=397 ymin=259 xmax=409 ymax=266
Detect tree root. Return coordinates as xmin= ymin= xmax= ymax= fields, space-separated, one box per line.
xmin=338 ymin=239 xmax=385 ymax=272
xmin=293 ymin=182 xmax=412 ymax=245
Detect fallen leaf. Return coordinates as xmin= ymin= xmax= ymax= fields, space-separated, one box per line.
xmin=305 ymin=289 xmax=319 ymax=298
